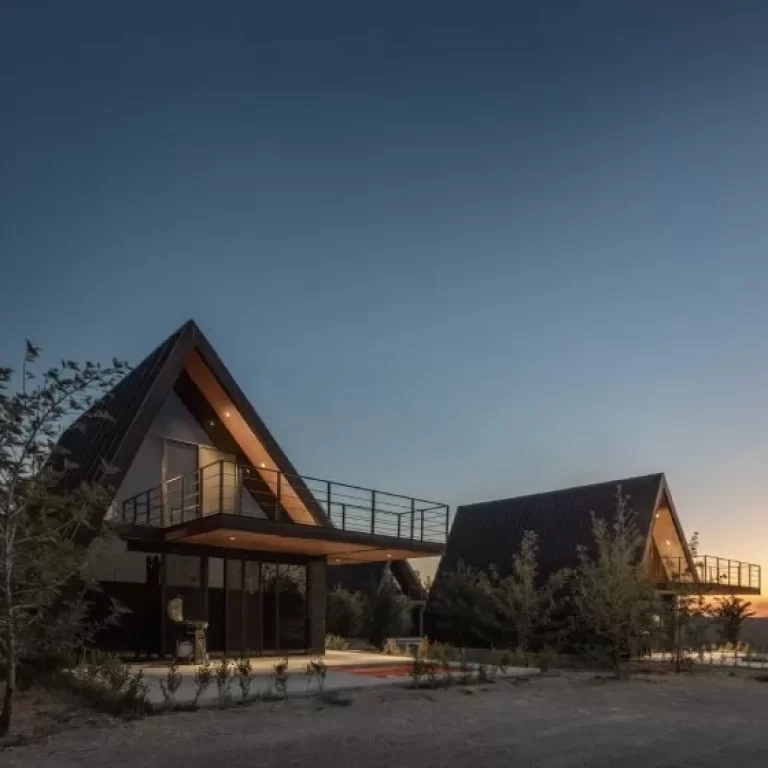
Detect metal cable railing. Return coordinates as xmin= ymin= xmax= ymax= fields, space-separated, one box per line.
xmin=661 ymin=555 xmax=761 ymax=592
xmin=119 ymin=460 xmax=450 ymax=544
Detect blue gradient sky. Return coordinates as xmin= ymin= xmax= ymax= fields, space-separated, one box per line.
xmin=2 ymin=2 xmax=768 ymax=592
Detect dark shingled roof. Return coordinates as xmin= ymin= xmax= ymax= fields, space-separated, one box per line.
xmin=328 ymin=561 xmax=426 ymax=600
xmin=435 ymin=473 xmax=670 ymax=584
xmin=55 ymin=319 xmax=331 ymax=528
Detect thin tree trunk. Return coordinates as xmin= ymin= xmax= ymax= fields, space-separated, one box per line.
xmin=0 ymin=637 xmax=14 ymax=736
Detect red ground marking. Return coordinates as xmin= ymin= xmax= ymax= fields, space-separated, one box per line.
xmin=338 ymin=664 xmax=451 ymax=678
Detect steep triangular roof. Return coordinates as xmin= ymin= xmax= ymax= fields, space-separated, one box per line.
xmin=328 ymin=560 xmax=426 ymax=600
xmin=434 ymin=473 xmax=693 ymax=584
xmin=56 ymin=320 xmax=331 ymax=527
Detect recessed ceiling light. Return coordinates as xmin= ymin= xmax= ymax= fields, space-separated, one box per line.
xmin=259 ymin=462 xmax=266 ymax=469
xmin=665 ymin=540 xmax=671 ymax=547
xmin=229 ymin=536 xmax=236 ymax=541
xmin=655 ymin=513 xmax=660 ymax=519
xmin=386 ymin=553 xmax=392 ymax=559
xmin=224 ymin=411 xmax=231 ymax=418
xmin=334 ymin=558 xmax=340 ymax=563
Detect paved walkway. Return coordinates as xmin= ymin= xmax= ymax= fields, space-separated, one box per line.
xmin=135 ymin=650 xmax=537 ymax=705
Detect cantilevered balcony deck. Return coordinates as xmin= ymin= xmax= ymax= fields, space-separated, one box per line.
xmin=660 ymin=555 xmax=760 ymax=595
xmin=118 ymin=460 xmax=449 ymax=563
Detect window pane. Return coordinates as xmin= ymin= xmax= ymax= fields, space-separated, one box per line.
xmin=278 ymin=564 xmax=307 ymax=651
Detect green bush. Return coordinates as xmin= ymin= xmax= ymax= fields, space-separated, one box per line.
xmin=364 ymin=577 xmax=411 ymax=649
xmin=325 ymin=633 xmax=349 ymax=651
xmin=327 ymin=588 xmax=366 ymax=638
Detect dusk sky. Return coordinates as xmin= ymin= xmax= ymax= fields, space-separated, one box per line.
xmin=2 ymin=3 xmax=768 ymax=602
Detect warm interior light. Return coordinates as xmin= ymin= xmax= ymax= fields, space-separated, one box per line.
xmin=655 ymin=513 xmax=660 ymax=519
xmin=665 ymin=540 xmax=671 ymax=547
xmin=259 ymin=462 xmax=266 ymax=469
xmin=229 ymin=536 xmax=236 ymax=541
xmin=386 ymin=553 xmax=392 ymax=559
xmin=224 ymin=411 xmax=231 ymax=418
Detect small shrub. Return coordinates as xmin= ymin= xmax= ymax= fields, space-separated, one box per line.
xmin=538 ymin=648 xmax=554 ymax=673
xmin=235 ymin=657 xmax=255 ymax=702
xmin=382 ymin=638 xmax=407 ymax=656
xmin=263 ymin=658 xmax=290 ymax=700
xmin=410 ymin=648 xmax=426 ymax=689
xmin=121 ymin=670 xmax=151 ymax=716
xmin=458 ymin=652 xmax=472 ymax=684
xmin=425 ymin=657 xmax=440 ymax=687
xmin=305 ymin=657 xmax=327 ymax=695
xmin=476 ymin=663 xmax=493 ymax=684
xmin=325 ymin=634 xmax=349 ymax=651
xmin=100 ymin=654 xmax=132 ymax=693
xmin=159 ymin=657 xmax=183 ymax=707
xmin=215 ymin=657 xmax=232 ymax=706
xmin=193 ymin=659 xmax=214 ymax=706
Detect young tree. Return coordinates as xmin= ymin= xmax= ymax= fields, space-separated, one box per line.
xmin=428 ymin=561 xmax=498 ymax=649
xmin=326 ymin=586 xmax=366 ymax=638
xmin=664 ymin=532 xmax=710 ymax=673
xmin=363 ymin=570 xmax=412 ymax=649
xmin=0 ymin=344 xmax=128 ymax=735
xmin=494 ymin=530 xmax=567 ymax=664
xmin=571 ymin=486 xmax=658 ymax=679
xmin=712 ymin=595 xmax=755 ymax=657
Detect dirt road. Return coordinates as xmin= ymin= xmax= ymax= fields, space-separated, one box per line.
xmin=6 ymin=675 xmax=768 ymax=767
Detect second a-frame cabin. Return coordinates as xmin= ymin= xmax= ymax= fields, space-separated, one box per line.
xmin=431 ymin=473 xmax=760 ymax=602
xmin=64 ymin=320 xmax=448 ymax=658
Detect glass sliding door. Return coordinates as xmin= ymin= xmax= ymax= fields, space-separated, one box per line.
xmin=243 ymin=561 xmax=262 ymax=653
xmin=278 ymin=564 xmax=307 ymax=651
xmin=225 ymin=557 xmax=243 ymax=656
xmin=262 ymin=563 xmax=278 ymax=652
xmin=207 ymin=557 xmax=225 ymax=652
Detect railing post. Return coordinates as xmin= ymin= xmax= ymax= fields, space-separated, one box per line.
xmin=703 ymin=556 xmax=708 ymax=583
xmin=197 ymin=467 xmax=203 ymax=518
xmin=218 ymin=460 xmax=224 ymax=513
xmin=371 ymin=490 xmax=377 ymax=534
xmin=445 ymin=506 xmax=449 ymax=541
xmin=146 ymin=491 xmax=151 ymax=526
xmin=738 ymin=561 xmax=742 ymax=588
xmin=420 ymin=507 xmax=425 ymax=540
xmin=716 ymin=557 xmax=721 ymax=585
xmin=180 ymin=475 xmax=185 ymax=524
xmin=397 ymin=515 xmax=402 ymax=538
xmin=133 ymin=497 xmax=137 ymax=524
xmin=727 ymin=559 xmax=732 ymax=587
xmin=410 ymin=498 xmax=415 ymax=539
xmin=341 ymin=503 xmax=346 ymax=530
xmin=327 ymin=481 xmax=332 ymax=518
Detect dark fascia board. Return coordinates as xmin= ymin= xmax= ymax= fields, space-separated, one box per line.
xmin=161 ymin=513 xmax=446 ymax=558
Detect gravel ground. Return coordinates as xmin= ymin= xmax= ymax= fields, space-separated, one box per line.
xmin=6 ymin=674 xmax=768 ymax=767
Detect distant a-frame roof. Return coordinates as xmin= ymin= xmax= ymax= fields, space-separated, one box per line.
xmin=435 ymin=473 xmax=691 ymax=583
xmin=56 ymin=319 xmax=331 ymax=527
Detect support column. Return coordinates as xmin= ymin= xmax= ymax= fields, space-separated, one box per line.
xmin=159 ymin=551 xmax=167 ymax=658
xmin=307 ymin=559 xmax=327 ymax=654
xmin=223 ymin=550 xmax=229 ymax=658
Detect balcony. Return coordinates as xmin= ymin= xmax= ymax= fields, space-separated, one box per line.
xmin=118 ymin=460 xmax=450 ymax=560
xmin=661 ymin=555 xmax=761 ymax=595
